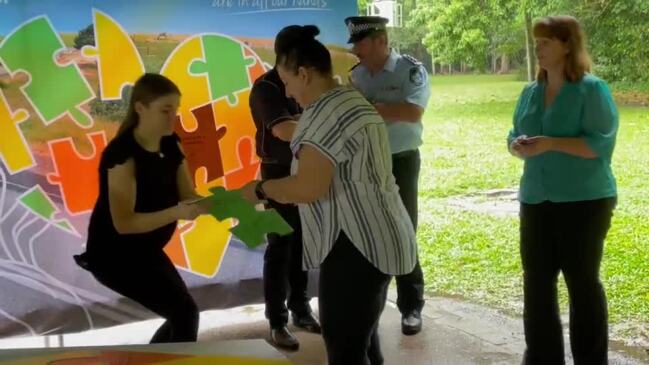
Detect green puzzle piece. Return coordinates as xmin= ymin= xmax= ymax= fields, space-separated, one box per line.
xmin=189 ymin=34 xmax=256 ymax=105
xmin=207 ymin=186 xmax=293 ymax=248
xmin=19 ymin=186 xmax=76 ymax=235
xmin=0 ymin=16 xmax=93 ymax=127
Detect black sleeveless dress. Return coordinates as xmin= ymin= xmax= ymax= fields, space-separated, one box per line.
xmin=80 ymin=130 xmax=184 ymax=268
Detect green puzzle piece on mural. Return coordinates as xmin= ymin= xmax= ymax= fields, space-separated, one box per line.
xmin=207 ymin=186 xmax=293 ymax=249
xmin=189 ymin=35 xmax=256 ymax=105
xmin=19 ymin=186 xmax=76 ymax=234
xmin=0 ymin=16 xmax=93 ymax=127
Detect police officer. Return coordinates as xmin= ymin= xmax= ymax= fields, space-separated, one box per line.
xmin=345 ymin=16 xmax=431 ymax=336
xmin=248 ymin=26 xmax=321 ymax=351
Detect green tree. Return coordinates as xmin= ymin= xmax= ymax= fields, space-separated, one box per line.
xmin=411 ymin=0 xmax=519 ymax=72
xmin=363 ymin=0 xmax=648 ymax=82
xmin=73 ymin=24 xmax=94 ymax=50
xmin=575 ymin=0 xmax=649 ymax=82
xmin=357 ymin=1 xmax=433 ymax=70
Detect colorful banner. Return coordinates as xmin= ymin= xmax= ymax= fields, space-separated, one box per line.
xmin=0 ymin=0 xmax=357 ymax=337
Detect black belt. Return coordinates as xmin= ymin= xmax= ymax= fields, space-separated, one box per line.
xmin=392 ymin=149 xmax=418 ymax=159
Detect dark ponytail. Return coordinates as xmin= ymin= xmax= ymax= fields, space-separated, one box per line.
xmin=274 ymin=25 xmax=332 ymax=76
xmin=274 ymin=24 xmax=320 ymax=56
xmin=116 ymin=73 xmax=180 ymax=137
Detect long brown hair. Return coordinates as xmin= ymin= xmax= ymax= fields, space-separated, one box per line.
xmin=533 ymin=15 xmax=591 ymax=83
xmin=116 ymin=73 xmax=181 ymax=137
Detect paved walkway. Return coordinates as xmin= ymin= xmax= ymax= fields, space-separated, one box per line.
xmin=0 ymin=290 xmax=646 ymax=364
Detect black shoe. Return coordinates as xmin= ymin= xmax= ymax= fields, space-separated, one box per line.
xmin=401 ymin=310 xmax=422 ymax=335
xmin=269 ymin=326 xmax=299 ymax=351
xmin=292 ymin=312 xmax=321 ymax=334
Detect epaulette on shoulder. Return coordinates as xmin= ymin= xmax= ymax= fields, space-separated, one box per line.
xmin=402 ymin=54 xmax=422 ymax=66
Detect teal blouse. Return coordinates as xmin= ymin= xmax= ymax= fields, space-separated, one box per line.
xmin=508 ymin=74 xmax=618 ymax=204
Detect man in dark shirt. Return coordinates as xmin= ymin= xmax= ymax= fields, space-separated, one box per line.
xmin=249 ymin=63 xmax=321 ymax=351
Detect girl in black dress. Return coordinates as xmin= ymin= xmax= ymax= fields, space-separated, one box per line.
xmin=75 ymin=73 xmax=210 ymax=343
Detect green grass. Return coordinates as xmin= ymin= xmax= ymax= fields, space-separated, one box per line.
xmin=420 ymin=74 xmax=523 ymax=198
xmin=60 ymin=33 xmax=76 ymax=48
xmin=419 ymin=74 xmax=649 ymax=344
xmin=252 ymin=47 xmax=275 ymax=65
xmin=135 ymin=40 xmax=182 ymax=73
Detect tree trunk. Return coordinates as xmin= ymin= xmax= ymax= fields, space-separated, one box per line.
xmin=524 ymin=12 xmax=535 ymax=81
xmin=431 ymin=53 xmax=436 ymax=75
xmin=492 ymin=53 xmax=497 ymax=74
xmin=499 ymin=54 xmax=510 ymax=74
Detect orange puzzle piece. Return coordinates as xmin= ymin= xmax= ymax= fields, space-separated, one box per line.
xmin=46 ymin=132 xmax=107 ymax=215
xmin=175 ymin=102 xmax=227 ymax=186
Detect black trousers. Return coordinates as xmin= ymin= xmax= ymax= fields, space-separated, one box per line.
xmin=392 ymin=149 xmax=425 ymax=314
xmin=261 ymin=163 xmax=311 ymax=328
xmin=319 ymin=232 xmax=391 ymax=365
xmin=520 ymin=197 xmax=616 ymax=365
xmin=90 ymin=251 xmax=199 ymax=343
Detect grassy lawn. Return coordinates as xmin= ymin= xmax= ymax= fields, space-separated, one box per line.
xmin=419 ymin=74 xmax=649 ymax=344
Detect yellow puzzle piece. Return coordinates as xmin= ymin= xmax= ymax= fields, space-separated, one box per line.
xmin=82 ymin=9 xmax=145 ymax=100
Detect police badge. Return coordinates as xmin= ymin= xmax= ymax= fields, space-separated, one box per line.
xmin=409 ymin=66 xmax=424 ymax=86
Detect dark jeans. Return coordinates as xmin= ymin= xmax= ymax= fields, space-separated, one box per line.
xmin=319 ymin=231 xmax=391 ymax=365
xmin=520 ymin=197 xmax=616 ymax=365
xmin=261 ymin=163 xmax=311 ymax=328
xmin=392 ymin=149 xmax=425 ymax=314
xmin=89 ymin=251 xmax=199 ymax=343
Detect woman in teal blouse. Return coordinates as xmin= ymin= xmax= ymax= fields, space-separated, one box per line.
xmin=508 ymin=16 xmax=617 ymax=365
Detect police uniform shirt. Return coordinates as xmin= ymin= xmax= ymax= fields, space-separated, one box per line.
xmin=350 ymin=49 xmax=430 ymax=154
xmin=249 ymin=68 xmax=301 ymax=165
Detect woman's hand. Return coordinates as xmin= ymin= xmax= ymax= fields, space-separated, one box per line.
xmin=240 ymin=180 xmax=262 ymax=204
xmin=509 ymin=135 xmax=528 ymax=158
xmin=175 ymin=199 xmax=210 ymax=220
xmin=511 ymin=135 xmax=554 ymax=158
xmin=517 ymin=136 xmax=554 ymax=157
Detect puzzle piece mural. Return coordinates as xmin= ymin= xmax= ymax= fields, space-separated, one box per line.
xmin=0 ymin=16 xmax=94 ymax=128
xmin=164 ymin=35 xmax=266 ymax=276
xmin=178 ymin=215 xmax=233 ymax=278
xmin=163 ymin=224 xmax=192 ymax=269
xmin=208 ymin=186 xmax=292 ymax=248
xmin=244 ymin=47 xmax=269 ymax=82
xmin=81 ymin=9 xmax=145 ymax=100
xmin=189 ymin=35 xmax=256 ymax=105
xmin=0 ymin=88 xmax=32 ymax=174
xmin=175 ymin=102 xmax=227 ymax=186
xmin=160 ymin=36 xmax=212 ymax=132
xmin=46 ymin=132 xmax=107 ymax=215
xmin=0 ymin=0 xmax=354 ymax=337
xmin=223 ymin=138 xmax=261 ymax=190
xmin=17 ymin=185 xmax=77 ymax=236
xmin=213 ymin=89 xmax=260 ymax=175
xmin=164 ymin=175 xmax=233 ymax=278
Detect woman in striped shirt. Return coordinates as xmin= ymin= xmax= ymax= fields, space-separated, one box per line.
xmin=242 ymin=25 xmax=416 ymax=365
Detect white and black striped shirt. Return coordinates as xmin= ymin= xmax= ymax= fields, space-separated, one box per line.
xmin=290 ymin=87 xmax=417 ymax=275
